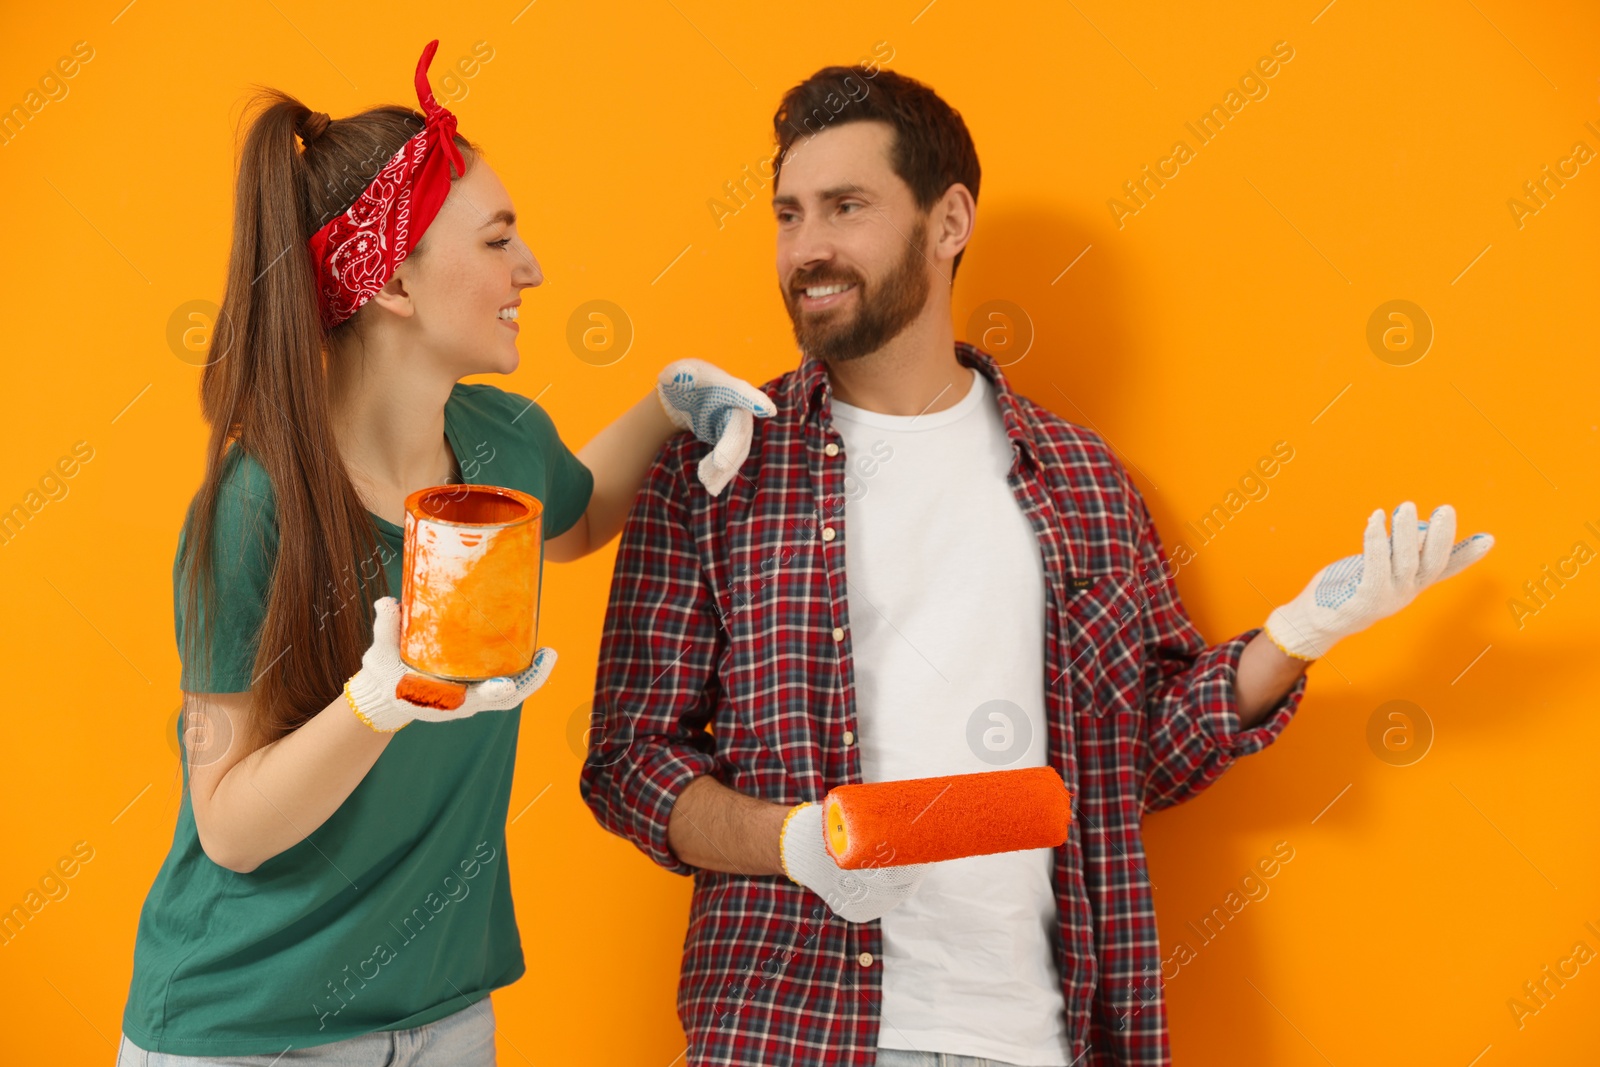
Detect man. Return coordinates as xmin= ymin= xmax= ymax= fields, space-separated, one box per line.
xmin=580 ymin=66 xmax=1492 ymax=1067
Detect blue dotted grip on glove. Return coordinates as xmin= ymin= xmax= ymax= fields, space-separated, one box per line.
xmin=1312 ymin=519 xmax=1491 ymax=609
xmin=1313 ymin=555 xmax=1365 ymax=609
xmin=661 ymin=375 xmax=760 ymax=443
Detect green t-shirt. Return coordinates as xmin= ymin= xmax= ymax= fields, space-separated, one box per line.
xmin=122 ymin=382 xmax=594 ymax=1055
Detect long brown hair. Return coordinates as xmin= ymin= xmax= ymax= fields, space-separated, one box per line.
xmin=178 ymin=87 xmax=480 ymax=756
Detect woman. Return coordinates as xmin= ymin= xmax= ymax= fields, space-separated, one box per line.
xmin=117 ymin=40 xmax=771 ymax=1065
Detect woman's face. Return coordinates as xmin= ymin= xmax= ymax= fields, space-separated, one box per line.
xmin=385 ymin=156 xmax=542 ymax=377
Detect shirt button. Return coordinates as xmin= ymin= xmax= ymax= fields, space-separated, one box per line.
xmin=843 ymin=730 xmax=855 ymax=745
xmin=824 ymin=443 xmax=840 ymax=456
xmin=822 ymin=527 xmax=836 ymax=541
xmin=832 ymin=627 xmax=844 ymax=641
xmin=857 ymin=951 xmax=874 ymax=967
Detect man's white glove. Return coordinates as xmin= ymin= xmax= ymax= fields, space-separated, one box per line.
xmin=656 ymin=359 xmax=776 ymax=497
xmin=778 ymin=801 xmax=928 ymax=922
xmin=344 ymin=597 xmax=557 ymax=732
xmin=1264 ymin=502 xmax=1494 ymax=661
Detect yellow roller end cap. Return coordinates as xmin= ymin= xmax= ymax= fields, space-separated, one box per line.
xmin=825 ymin=796 xmax=851 ymax=863
xmin=826 ymin=799 xmax=849 ymax=861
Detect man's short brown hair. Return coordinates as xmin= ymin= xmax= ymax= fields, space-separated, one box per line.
xmin=773 ymin=66 xmax=981 ymax=278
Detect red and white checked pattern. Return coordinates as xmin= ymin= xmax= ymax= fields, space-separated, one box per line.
xmin=581 ymin=343 xmax=1310 ymax=1066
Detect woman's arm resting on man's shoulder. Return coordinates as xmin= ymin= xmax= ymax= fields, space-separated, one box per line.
xmin=545 ymin=390 xmax=674 ymax=564
xmin=545 ymin=361 xmax=774 ymax=564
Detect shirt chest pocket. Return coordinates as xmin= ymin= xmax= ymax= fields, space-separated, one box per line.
xmin=1059 ymin=571 xmax=1146 ymax=720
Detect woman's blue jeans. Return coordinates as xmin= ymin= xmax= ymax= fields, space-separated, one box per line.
xmin=115 ymin=997 xmax=496 ymax=1066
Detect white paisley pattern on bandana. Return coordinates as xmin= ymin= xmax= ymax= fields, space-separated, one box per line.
xmin=305 ymin=39 xmax=464 ymax=331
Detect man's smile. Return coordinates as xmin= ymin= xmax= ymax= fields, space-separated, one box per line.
xmin=798 ymin=282 xmax=858 ymax=312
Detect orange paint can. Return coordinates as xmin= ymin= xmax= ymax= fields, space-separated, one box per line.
xmin=394 ymin=484 xmax=543 ymax=710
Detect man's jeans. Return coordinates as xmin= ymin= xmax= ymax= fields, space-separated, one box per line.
xmin=875 ymin=1049 xmax=1039 ymax=1067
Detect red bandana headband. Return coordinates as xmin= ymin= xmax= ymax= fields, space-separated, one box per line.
xmin=307 ymin=39 xmax=467 ymax=331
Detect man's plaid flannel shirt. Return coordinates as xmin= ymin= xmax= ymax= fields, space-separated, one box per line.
xmin=580 ymin=342 xmax=1310 ymax=1066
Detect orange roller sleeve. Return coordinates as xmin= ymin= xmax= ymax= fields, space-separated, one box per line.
xmin=821 ymin=765 xmax=1074 ymax=870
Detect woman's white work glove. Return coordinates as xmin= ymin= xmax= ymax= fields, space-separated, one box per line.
xmin=1263 ymin=502 xmax=1494 ymax=661
xmin=778 ymin=801 xmax=928 ymax=923
xmin=343 ymin=596 xmax=557 ymax=733
xmin=656 ymin=358 xmax=776 ymax=497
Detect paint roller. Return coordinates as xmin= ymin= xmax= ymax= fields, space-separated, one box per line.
xmin=821 ymin=765 xmax=1073 ymax=869
xmin=394 ymin=671 xmax=469 ymax=710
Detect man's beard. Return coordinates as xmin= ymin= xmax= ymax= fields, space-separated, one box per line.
xmin=781 ymin=219 xmax=932 ymax=365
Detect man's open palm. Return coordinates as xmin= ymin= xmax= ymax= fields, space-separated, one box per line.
xmin=1264 ymin=501 xmax=1494 ymax=660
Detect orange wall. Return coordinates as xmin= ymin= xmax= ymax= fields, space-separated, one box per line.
xmin=1 ymin=2 xmax=1596 ymax=1064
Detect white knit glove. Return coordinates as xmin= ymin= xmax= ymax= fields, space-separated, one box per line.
xmin=656 ymin=359 xmax=776 ymax=497
xmin=344 ymin=597 xmax=557 ymax=732
xmin=778 ymin=802 xmax=928 ymax=923
xmin=1263 ymin=502 xmax=1494 ymax=661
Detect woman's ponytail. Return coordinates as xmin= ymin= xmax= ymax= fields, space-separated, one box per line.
xmin=177 ymin=88 xmax=476 ymax=755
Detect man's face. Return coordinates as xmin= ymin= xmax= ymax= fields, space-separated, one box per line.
xmin=772 ymin=121 xmax=933 ymax=364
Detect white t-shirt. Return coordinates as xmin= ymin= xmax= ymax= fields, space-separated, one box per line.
xmin=829 ymin=366 xmax=1072 ymax=1066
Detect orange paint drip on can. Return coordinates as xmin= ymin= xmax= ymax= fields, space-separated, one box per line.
xmin=397 ymin=484 xmax=543 ymax=706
